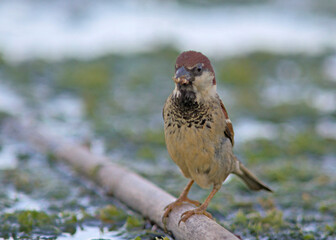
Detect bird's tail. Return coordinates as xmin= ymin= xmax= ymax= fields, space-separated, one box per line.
xmin=234 ymin=160 xmax=272 ymax=192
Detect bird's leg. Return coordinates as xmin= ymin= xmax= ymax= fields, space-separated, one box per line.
xmin=162 ymin=180 xmax=200 ymax=227
xmin=178 ymin=185 xmax=220 ymax=226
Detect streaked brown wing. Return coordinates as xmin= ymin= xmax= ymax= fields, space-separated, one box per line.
xmin=220 ymin=99 xmax=235 ymax=146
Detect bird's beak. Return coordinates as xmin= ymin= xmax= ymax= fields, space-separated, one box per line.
xmin=173 ymin=66 xmax=191 ymax=85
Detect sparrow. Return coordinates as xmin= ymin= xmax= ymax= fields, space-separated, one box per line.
xmin=162 ymin=51 xmax=272 ymax=227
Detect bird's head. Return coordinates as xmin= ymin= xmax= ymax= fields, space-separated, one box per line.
xmin=173 ymin=51 xmax=217 ymax=101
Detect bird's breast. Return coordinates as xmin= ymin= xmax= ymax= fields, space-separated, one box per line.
xmin=163 ymin=98 xmax=229 ymax=188
xmin=164 ymin=112 xmax=219 ymax=164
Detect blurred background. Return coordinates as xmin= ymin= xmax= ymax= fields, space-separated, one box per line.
xmin=0 ymin=0 xmax=335 ymax=239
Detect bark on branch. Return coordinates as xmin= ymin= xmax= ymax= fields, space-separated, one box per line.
xmin=4 ymin=119 xmax=239 ymax=240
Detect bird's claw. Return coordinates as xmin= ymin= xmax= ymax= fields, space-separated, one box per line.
xmin=186 ymin=199 xmax=202 ymax=207
xmin=162 ymin=202 xmax=175 ymax=222
xmin=162 ymin=197 xmax=202 ymax=231
xmin=178 ymin=208 xmax=213 ymax=226
xmin=163 ymin=202 xmax=175 ymax=211
xmin=162 ymin=200 xmax=181 ymax=232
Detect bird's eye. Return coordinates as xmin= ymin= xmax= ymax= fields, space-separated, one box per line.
xmin=195 ymin=65 xmax=203 ymax=73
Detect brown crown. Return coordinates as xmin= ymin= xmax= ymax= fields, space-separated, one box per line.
xmin=175 ymin=51 xmax=216 ymax=84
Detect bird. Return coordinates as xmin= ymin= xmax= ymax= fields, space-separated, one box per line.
xmin=162 ymin=50 xmax=272 ymax=227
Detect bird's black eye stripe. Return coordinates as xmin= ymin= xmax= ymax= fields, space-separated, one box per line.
xmin=194 ymin=64 xmax=203 ymax=75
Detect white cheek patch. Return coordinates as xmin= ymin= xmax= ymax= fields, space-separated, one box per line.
xmin=194 ymin=71 xmax=214 ymax=89
xmin=193 ymin=71 xmax=217 ymax=101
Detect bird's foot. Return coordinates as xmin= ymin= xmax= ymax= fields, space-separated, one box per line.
xmin=162 ymin=197 xmax=201 ymax=231
xmin=163 ymin=197 xmax=201 ymax=219
xmin=178 ymin=206 xmax=213 ymax=226
xmin=183 ymin=198 xmax=202 ymax=207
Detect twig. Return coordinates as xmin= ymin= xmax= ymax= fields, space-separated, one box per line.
xmin=3 ymin=118 xmax=239 ymax=240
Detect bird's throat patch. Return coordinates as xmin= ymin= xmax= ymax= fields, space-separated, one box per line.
xmin=174 ymin=88 xmax=196 ymax=109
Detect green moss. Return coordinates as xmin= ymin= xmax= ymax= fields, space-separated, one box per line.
xmin=46 ymin=151 xmax=58 ymax=166
xmin=240 ymin=138 xmax=283 ymax=164
xmin=48 ymin=187 xmax=71 ymax=200
xmin=137 ymin=146 xmax=156 ymax=161
xmin=0 ymin=193 xmax=15 ymax=209
xmin=0 ymin=210 xmax=78 ymax=236
xmin=217 ymin=58 xmax=260 ymax=87
xmin=0 ymin=111 xmax=12 ymax=125
xmin=325 ymin=223 xmax=336 ymax=236
xmin=142 ymin=130 xmax=165 ymax=146
xmin=57 ymin=62 xmax=111 ymax=117
xmin=58 ymin=212 xmax=79 ymax=235
xmin=264 ymin=103 xmax=319 ymax=123
xmin=232 ymin=209 xmax=287 ymax=235
xmin=3 ymin=169 xmax=42 ymax=194
xmin=258 ymin=197 xmax=276 ymax=210
xmin=233 ymin=210 xmax=248 ymax=225
xmin=17 ymin=210 xmax=53 ymax=232
xmin=2 ymin=168 xmax=73 ymax=200
xmin=97 ymin=205 xmax=127 ymax=223
xmin=0 ymin=52 xmax=5 ymax=65
xmin=262 ymin=160 xmax=317 ymax=183
xmin=288 ymin=131 xmax=336 ymax=156
xmin=89 ymin=164 xmax=103 ymax=180
xmin=1 ymin=47 xmax=335 ymax=239
xmin=16 ymin=152 xmax=31 ymax=162
xmin=132 ymin=129 xmax=166 ymax=161
xmin=59 ymin=62 xmax=110 ymax=91
xmin=303 ymin=234 xmax=316 ymax=240
xmin=241 ymin=128 xmax=336 ymax=167
xmin=127 ymin=66 xmax=155 ymax=90
xmin=319 ymin=201 xmax=336 ymax=215
xmin=125 ymin=215 xmax=144 ymax=230
xmin=4 ymin=60 xmax=48 ymax=87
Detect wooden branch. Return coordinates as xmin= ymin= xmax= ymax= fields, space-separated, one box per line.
xmin=4 ymin=119 xmax=239 ymax=240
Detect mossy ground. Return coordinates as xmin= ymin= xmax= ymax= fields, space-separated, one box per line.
xmin=0 ymin=46 xmax=335 ymax=239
